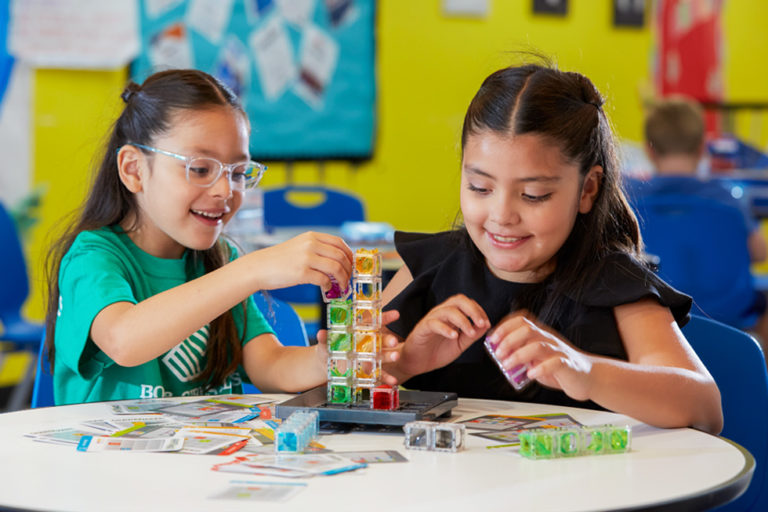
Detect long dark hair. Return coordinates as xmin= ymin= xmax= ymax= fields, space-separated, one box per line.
xmin=460 ymin=60 xmax=642 ymax=327
xmin=44 ymin=69 xmax=247 ymax=388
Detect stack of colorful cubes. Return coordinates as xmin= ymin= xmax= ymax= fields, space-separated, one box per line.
xmin=326 ymin=249 xmax=396 ymax=408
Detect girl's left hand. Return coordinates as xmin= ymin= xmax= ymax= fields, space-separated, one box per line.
xmin=488 ymin=312 xmax=595 ymax=401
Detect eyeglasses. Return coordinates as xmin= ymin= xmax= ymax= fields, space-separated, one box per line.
xmin=129 ymin=143 xmax=266 ymax=191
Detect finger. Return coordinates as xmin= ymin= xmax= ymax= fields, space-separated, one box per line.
xmin=301 ymin=268 xmax=333 ymax=292
xmin=315 ymin=328 xmax=327 ymax=346
xmin=443 ymin=295 xmax=490 ymax=330
xmin=380 ymin=372 xmax=399 ymax=386
xmin=383 ymin=348 xmax=399 ymax=363
xmin=381 ymin=309 xmax=400 ymax=326
xmin=307 ymin=232 xmax=354 ymax=264
xmin=486 ymin=312 xmax=530 ymax=347
xmin=431 ymin=306 xmax=480 ymax=338
xmin=493 ymin=324 xmax=536 ymax=362
xmin=309 ymin=248 xmax=354 ymax=286
xmin=526 ymin=356 xmax=568 ymax=386
xmin=501 ymin=340 xmax=552 ymax=371
xmin=382 ymin=333 xmax=401 ymax=349
xmin=425 ymin=317 xmax=460 ymax=340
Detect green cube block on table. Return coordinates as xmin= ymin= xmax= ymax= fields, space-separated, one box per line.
xmin=583 ymin=427 xmax=606 ymax=455
xmin=518 ymin=425 xmax=631 ymax=459
xmin=606 ymin=425 xmax=631 ymax=453
xmin=557 ymin=430 xmax=580 ymax=457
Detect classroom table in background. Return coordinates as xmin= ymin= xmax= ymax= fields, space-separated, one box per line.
xmin=0 ymin=395 xmax=752 ymax=512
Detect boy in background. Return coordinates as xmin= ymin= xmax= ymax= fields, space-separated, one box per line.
xmin=629 ymin=95 xmax=768 ymax=346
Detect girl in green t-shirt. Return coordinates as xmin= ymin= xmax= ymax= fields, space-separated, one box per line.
xmin=44 ymin=69 xmax=398 ymax=404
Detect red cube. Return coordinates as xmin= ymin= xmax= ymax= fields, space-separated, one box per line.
xmin=371 ymin=385 xmax=399 ymax=410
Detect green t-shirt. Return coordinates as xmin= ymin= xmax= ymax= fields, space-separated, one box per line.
xmin=54 ymin=225 xmax=274 ymax=405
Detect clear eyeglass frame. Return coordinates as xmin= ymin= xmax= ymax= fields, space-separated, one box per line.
xmin=128 ymin=143 xmax=266 ymax=191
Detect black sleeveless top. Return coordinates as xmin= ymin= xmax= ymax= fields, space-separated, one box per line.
xmin=385 ymin=230 xmax=692 ymax=409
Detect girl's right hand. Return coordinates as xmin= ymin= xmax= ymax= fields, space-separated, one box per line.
xmin=393 ymin=294 xmax=489 ymax=381
xmin=248 ymin=231 xmax=354 ymax=293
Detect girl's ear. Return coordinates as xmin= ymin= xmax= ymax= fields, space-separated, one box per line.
xmin=578 ymin=165 xmax=603 ymax=214
xmin=117 ymin=145 xmax=144 ymax=193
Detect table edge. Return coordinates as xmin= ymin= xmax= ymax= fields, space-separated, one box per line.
xmin=606 ymin=436 xmax=755 ymax=512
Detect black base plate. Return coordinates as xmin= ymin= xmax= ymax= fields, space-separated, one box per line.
xmin=274 ymin=385 xmax=458 ymax=426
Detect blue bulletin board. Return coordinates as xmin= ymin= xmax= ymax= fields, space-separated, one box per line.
xmin=133 ymin=0 xmax=376 ymax=161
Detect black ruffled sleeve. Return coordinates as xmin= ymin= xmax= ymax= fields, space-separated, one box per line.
xmin=578 ymin=252 xmax=692 ymax=327
xmin=385 ymin=231 xmax=461 ymax=338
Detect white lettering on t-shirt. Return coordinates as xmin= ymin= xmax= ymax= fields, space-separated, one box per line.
xmin=140 ymin=384 xmax=172 ymax=398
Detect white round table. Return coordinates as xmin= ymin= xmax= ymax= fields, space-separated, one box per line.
xmin=0 ymin=395 xmax=752 ymax=512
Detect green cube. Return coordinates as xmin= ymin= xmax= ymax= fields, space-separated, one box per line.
xmin=327 ymin=383 xmax=352 ymax=404
xmin=557 ymin=431 xmax=580 ymax=456
xmin=607 ymin=426 xmax=631 ymax=453
xmin=328 ymin=331 xmax=352 ymax=352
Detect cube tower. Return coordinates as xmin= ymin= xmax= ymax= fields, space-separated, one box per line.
xmin=327 ymin=249 xmax=397 ymax=408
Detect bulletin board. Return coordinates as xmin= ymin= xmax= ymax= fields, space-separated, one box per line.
xmin=132 ymin=0 xmax=376 ymax=161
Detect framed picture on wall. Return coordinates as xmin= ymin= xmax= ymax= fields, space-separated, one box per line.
xmin=133 ymin=0 xmax=376 ymax=161
xmin=613 ymin=0 xmax=645 ymax=28
xmin=532 ymin=0 xmax=567 ymax=16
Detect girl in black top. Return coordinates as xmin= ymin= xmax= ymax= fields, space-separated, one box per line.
xmin=381 ymin=60 xmax=723 ymax=435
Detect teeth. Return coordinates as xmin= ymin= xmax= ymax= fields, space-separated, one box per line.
xmin=192 ymin=210 xmax=223 ymax=219
xmin=492 ymin=234 xmax=520 ymax=243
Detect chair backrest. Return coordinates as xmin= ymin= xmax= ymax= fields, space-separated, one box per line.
xmin=251 ymin=294 xmax=309 ymax=348
xmin=683 ymin=315 xmax=768 ymax=511
xmin=31 ymin=331 xmax=54 ymax=408
xmin=634 ymin=193 xmax=756 ymax=328
xmin=0 ymin=201 xmax=30 ymax=320
xmin=263 ymin=185 xmax=365 ymax=228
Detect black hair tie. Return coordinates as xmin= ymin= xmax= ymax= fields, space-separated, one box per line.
xmin=121 ymin=82 xmax=141 ymax=103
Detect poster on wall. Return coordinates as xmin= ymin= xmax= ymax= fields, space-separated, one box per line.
xmin=133 ymin=0 xmax=376 ymax=161
xmin=8 ymin=0 xmax=139 ymax=68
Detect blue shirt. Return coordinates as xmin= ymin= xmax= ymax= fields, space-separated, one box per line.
xmin=625 ymin=175 xmax=758 ymax=233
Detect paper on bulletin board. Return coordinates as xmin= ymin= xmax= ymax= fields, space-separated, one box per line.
xmin=8 ymin=0 xmax=140 ymax=68
xmin=133 ymin=0 xmax=377 ymax=160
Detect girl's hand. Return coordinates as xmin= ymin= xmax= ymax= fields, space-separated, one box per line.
xmin=248 ymin=231 xmax=353 ymax=293
xmin=488 ymin=312 xmax=594 ymax=401
xmin=389 ymin=294 xmax=489 ymax=382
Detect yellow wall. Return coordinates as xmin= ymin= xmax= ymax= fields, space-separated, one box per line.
xmin=24 ymin=1 xmax=768 ymax=320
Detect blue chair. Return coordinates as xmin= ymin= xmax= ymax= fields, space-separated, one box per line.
xmin=262 ymin=185 xmax=365 ymax=338
xmin=31 ymin=297 xmax=308 ymax=403
xmin=0 ymin=200 xmax=44 ymax=410
xmin=683 ymin=315 xmax=768 ymax=511
xmin=263 ymin=185 xmax=365 ymax=229
xmin=633 ymin=193 xmax=758 ymax=330
xmin=251 ymin=294 xmax=309 ymax=348
xmin=243 ymin=294 xmax=309 ymax=394
xmin=31 ymin=331 xmax=54 ymax=408
xmin=0 ymin=201 xmax=44 ymax=348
